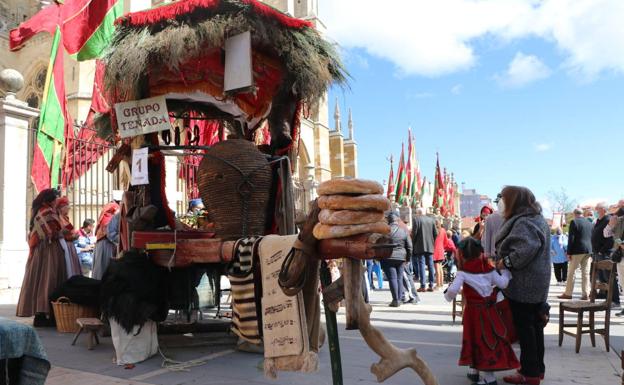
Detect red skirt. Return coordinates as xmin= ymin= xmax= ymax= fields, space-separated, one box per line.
xmin=459 ymin=290 xmax=519 ymax=371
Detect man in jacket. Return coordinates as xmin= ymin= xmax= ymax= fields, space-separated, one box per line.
xmin=411 ymin=207 xmax=437 ymax=292
xmin=592 ymin=202 xmax=619 ymax=307
xmin=559 ymin=208 xmax=593 ymax=300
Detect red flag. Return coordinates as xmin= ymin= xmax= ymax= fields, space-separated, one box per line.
xmin=11 ymin=0 xmax=123 ymax=191
xmin=63 ymin=61 xmax=111 ymax=186
xmin=31 ymin=26 xmax=72 ymax=192
xmin=386 ymin=156 xmax=395 ymax=199
xmin=432 ymin=153 xmax=445 ymax=213
xmin=10 ymin=0 xmax=124 ymax=61
xmin=406 ymin=129 xmax=413 ymax=200
xmin=395 ymin=144 xmax=407 ymax=203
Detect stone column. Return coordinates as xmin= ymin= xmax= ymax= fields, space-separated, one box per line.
xmin=0 ymin=69 xmax=39 ymax=289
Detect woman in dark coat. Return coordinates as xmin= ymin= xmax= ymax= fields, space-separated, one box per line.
xmin=495 ymin=186 xmax=551 ymax=385
xmin=381 ymin=212 xmax=413 ymax=307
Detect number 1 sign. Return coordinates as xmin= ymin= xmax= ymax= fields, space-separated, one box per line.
xmin=131 ymin=147 xmax=149 ymax=186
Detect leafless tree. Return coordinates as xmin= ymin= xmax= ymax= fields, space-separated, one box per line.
xmin=547 ymin=187 xmax=577 ymax=213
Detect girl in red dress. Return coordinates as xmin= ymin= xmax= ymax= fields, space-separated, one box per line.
xmin=445 ymin=237 xmax=519 ymax=385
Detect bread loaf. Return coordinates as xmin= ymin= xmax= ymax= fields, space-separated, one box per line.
xmin=318 ymin=209 xmax=384 ymax=225
xmin=313 ymin=222 xmax=391 ymax=240
xmin=317 ymin=194 xmax=391 ymax=212
xmin=318 ymin=178 xmax=384 ymax=196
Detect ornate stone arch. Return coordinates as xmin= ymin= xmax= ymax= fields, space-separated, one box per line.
xmin=21 ymin=62 xmax=48 ymax=109
xmin=296 ymin=138 xmax=313 ymax=181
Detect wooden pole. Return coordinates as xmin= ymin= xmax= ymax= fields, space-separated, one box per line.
xmin=320 ymin=260 xmax=343 ymax=385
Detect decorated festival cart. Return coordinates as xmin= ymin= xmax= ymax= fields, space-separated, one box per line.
xmin=94 ymin=1 xmax=438 ymax=384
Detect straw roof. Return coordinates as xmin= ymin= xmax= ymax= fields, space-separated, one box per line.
xmin=103 ymin=0 xmax=348 ymax=104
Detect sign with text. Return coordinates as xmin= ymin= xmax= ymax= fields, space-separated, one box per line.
xmin=114 ymin=96 xmax=170 ymax=138
xmin=130 ymin=147 xmax=149 ymax=186
xmin=260 ymin=235 xmax=306 ymax=358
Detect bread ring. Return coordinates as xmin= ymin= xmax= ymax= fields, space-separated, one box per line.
xmin=317 ymin=194 xmax=390 ymax=212
xmin=313 ymin=222 xmax=391 ymax=240
xmin=318 ymin=178 xmax=384 ymax=196
xmin=319 ymin=209 xmax=384 ymax=225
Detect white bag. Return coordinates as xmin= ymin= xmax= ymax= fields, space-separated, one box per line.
xmin=110 ymin=319 xmax=158 ymax=365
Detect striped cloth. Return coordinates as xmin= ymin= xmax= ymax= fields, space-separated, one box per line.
xmin=228 ymin=237 xmax=263 ymax=345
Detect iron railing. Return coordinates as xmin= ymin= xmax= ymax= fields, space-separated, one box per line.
xmin=61 ymin=128 xmax=120 ymax=228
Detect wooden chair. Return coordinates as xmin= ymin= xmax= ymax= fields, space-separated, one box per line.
xmin=558 ymin=259 xmax=615 ymax=353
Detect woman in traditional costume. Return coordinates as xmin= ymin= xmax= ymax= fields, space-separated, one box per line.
xmin=92 ymin=202 xmax=120 ymax=280
xmin=55 ymin=196 xmax=82 ymax=278
xmin=16 ymin=189 xmax=65 ymax=326
xmin=444 ymin=237 xmax=519 ymax=385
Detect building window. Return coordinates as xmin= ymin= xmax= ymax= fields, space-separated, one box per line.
xmin=35 ymin=69 xmax=46 ymax=91
xmin=26 ymin=94 xmax=39 ymax=108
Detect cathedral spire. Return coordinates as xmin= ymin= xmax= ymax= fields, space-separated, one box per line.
xmin=333 ymin=97 xmax=341 ymax=134
xmin=348 ymin=108 xmax=354 ymax=141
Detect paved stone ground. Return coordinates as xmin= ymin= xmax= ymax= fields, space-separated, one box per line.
xmin=1 ymin=269 xmax=622 ymax=385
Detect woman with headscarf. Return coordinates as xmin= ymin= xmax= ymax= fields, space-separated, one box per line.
xmin=473 ymin=206 xmax=493 ymax=240
xmin=495 ymin=186 xmax=551 ymax=385
xmin=17 ymin=189 xmax=65 ymax=326
xmin=92 ymin=202 xmax=121 ymax=280
xmin=55 ymin=196 xmax=82 ymax=278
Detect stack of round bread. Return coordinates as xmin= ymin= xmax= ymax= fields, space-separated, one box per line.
xmin=313 ymin=179 xmax=391 ymax=240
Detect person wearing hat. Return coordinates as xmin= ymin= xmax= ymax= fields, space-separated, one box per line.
xmin=187 ymin=198 xmax=205 ymax=215
xmin=382 ymin=211 xmax=413 ymax=307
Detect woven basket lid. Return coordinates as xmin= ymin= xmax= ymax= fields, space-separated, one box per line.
xmin=197 ymin=140 xmax=271 ymax=240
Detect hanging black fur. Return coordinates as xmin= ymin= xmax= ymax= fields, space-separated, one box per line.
xmin=100 ymin=250 xmax=169 ymax=333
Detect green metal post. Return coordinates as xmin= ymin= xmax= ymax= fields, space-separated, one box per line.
xmin=320 ymin=261 xmax=343 ymax=385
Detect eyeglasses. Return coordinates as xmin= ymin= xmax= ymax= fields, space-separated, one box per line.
xmin=494 ymin=193 xmax=502 ymax=204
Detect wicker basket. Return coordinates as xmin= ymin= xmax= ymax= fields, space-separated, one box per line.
xmin=51 ymin=296 xmax=99 ymax=333
xmin=197 ymin=139 xmax=272 ymax=240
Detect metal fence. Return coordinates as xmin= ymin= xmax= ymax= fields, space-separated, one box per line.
xmin=61 ymin=130 xmax=120 ymax=228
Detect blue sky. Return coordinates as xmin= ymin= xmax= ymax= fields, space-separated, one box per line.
xmin=321 ymin=0 xmax=624 ymax=212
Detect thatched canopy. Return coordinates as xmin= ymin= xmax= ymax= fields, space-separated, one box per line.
xmin=103 ymin=0 xmax=347 ymax=105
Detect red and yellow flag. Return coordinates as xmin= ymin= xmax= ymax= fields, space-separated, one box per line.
xmin=10 ymin=0 xmax=124 ymax=191
xmin=31 ymin=27 xmax=70 ymax=192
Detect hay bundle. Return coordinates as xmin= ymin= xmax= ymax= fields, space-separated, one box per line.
xmin=103 ymin=0 xmax=348 ymax=104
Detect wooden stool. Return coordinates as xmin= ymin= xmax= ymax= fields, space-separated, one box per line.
xmin=71 ymin=318 xmax=103 ymax=350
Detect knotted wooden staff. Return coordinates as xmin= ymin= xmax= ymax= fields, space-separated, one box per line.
xmin=341 ymin=257 xmax=438 ymax=384
xmin=280 ymin=199 xmax=439 ymax=385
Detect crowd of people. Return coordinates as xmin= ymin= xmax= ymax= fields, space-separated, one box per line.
xmin=15 ymin=184 xmax=624 ymax=385
xmin=368 ymin=187 xmax=624 ymax=385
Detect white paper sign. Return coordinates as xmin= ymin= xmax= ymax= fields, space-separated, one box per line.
xmin=114 ymin=96 xmax=170 ymax=138
xmin=260 ymin=235 xmax=306 ymax=358
xmin=130 ymin=147 xmax=149 ymax=186
xmin=224 ymin=31 xmax=253 ymax=93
